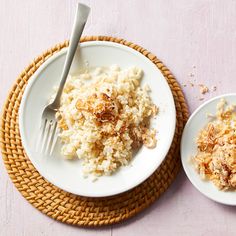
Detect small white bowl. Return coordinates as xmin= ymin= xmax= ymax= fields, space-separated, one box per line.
xmin=19 ymin=41 xmax=176 ymax=197
xmin=181 ymin=93 xmax=236 ymax=205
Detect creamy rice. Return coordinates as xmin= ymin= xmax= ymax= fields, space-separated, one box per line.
xmin=192 ymin=99 xmax=236 ymax=190
xmin=56 ymin=65 xmax=157 ymax=177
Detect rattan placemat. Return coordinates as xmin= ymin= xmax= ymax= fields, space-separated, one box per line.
xmin=0 ymin=36 xmax=189 ymax=226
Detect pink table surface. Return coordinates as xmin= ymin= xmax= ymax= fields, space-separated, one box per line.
xmin=1 ymin=0 xmax=236 ymax=235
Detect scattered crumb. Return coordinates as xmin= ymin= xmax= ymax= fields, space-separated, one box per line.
xmin=190 ymin=82 xmax=194 ymax=87
xmin=183 ymin=75 xmax=216 ymax=101
xmin=199 ymin=84 xmax=209 ymax=94
xmin=211 ymin=86 xmax=217 ymax=91
xmin=192 ymin=65 xmax=196 ymax=69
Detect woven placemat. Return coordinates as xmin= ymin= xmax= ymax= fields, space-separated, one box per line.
xmin=0 ymin=36 xmax=189 ymax=226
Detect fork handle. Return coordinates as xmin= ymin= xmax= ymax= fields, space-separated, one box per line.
xmin=53 ymin=3 xmax=90 ymax=108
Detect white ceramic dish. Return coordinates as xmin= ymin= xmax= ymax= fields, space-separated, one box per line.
xmin=181 ymin=93 xmax=236 ymax=205
xmin=19 ymin=41 xmax=176 ymax=197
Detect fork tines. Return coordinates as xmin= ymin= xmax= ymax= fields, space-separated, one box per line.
xmin=38 ymin=119 xmax=58 ymax=155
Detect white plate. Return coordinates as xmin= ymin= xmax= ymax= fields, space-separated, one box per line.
xmin=181 ymin=93 xmax=236 ymax=205
xmin=19 ymin=41 xmax=176 ymax=197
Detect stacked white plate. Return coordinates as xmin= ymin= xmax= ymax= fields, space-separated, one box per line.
xmin=19 ymin=41 xmax=176 ymax=197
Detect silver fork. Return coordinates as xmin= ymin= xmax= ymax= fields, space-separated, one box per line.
xmin=39 ymin=3 xmax=90 ymax=155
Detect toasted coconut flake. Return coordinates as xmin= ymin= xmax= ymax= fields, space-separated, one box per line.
xmin=199 ymin=84 xmax=209 ymax=94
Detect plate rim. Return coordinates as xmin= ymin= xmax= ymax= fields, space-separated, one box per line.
xmin=181 ymin=93 xmax=236 ymax=205
xmin=19 ymin=41 xmax=176 ymax=197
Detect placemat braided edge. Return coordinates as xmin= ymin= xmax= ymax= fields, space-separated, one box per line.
xmin=0 ymin=36 xmax=189 ymax=226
